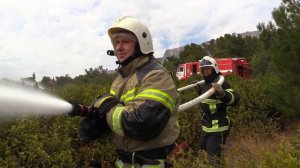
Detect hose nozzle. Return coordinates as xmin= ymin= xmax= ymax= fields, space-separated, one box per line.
xmin=67 ymin=103 xmax=91 ymax=117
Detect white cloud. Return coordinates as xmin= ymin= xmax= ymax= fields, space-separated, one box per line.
xmin=0 ymin=0 xmax=281 ymax=81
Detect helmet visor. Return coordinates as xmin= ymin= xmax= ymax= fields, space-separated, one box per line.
xmin=111 ymin=32 xmax=137 ymax=48
xmin=200 ymin=59 xmax=213 ymax=67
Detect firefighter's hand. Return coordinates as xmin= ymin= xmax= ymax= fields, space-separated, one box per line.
xmin=67 ymin=103 xmax=89 ymax=117
xmin=212 ymin=83 xmax=225 ymax=98
xmin=79 ymin=116 xmax=109 ymax=141
xmin=92 ymin=94 xmax=118 ymax=118
xmin=78 ymin=94 xmax=118 ymax=141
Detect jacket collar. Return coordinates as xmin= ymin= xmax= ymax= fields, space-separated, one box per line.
xmin=117 ymin=55 xmax=150 ymax=77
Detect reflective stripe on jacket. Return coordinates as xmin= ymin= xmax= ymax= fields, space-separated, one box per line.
xmin=106 ymin=55 xmax=180 ymax=152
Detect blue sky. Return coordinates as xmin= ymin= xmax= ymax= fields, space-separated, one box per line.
xmin=0 ymin=0 xmax=281 ymax=81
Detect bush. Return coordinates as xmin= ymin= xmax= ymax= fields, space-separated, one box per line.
xmin=0 ymin=116 xmax=117 ymax=167
xmin=258 ymin=128 xmax=300 ymax=168
xmin=52 ymin=83 xmax=111 ymax=105
xmin=225 ymin=75 xmax=281 ymax=137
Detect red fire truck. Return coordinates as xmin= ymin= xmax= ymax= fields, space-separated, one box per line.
xmin=176 ymin=57 xmax=250 ymax=80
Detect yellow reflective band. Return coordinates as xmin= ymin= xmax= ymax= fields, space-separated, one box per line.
xmin=210 ymin=104 xmax=216 ymax=114
xmin=202 ymin=118 xmax=230 ymax=132
xmin=201 ymin=99 xmax=222 ymax=104
xmin=115 ymin=159 xmax=124 ymax=168
xmin=112 ymin=107 xmax=125 ymax=136
xmin=202 ymin=125 xmax=229 ymax=132
xmin=135 ymin=89 xmax=175 ymax=112
xmin=212 ymin=120 xmax=218 ymax=125
xmin=94 ymin=96 xmax=113 ymax=108
xmin=201 ymin=99 xmax=222 ymax=114
xmin=225 ymin=89 xmax=235 ymax=105
xmin=110 ymin=89 xmax=116 ymax=96
xmin=120 ymin=87 xmax=139 ymax=103
xmin=115 ymin=159 xmax=165 ymax=168
xmin=142 ymin=159 xmax=165 ymax=168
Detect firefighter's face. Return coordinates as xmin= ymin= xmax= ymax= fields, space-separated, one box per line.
xmin=111 ymin=33 xmax=137 ymax=63
xmin=202 ymin=66 xmax=213 ymax=76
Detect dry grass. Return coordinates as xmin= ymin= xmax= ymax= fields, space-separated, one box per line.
xmin=223 ymin=119 xmax=300 ymax=168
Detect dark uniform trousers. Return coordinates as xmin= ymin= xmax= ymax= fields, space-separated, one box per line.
xmin=198 ymin=131 xmax=228 ymax=163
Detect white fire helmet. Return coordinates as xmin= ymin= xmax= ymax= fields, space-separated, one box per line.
xmin=108 ymin=16 xmax=154 ymax=54
xmin=199 ymin=56 xmax=220 ymax=74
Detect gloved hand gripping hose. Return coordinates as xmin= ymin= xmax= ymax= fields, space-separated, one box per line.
xmin=67 ymin=103 xmax=91 ymax=117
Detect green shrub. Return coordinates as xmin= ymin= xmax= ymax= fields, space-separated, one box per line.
xmin=259 ymin=129 xmax=300 ymax=168
xmin=0 ymin=116 xmax=117 ymax=167
xmin=52 ymin=83 xmax=110 ymax=105
xmin=172 ymin=148 xmax=212 ymax=168
xmin=226 ymin=75 xmax=281 ymax=137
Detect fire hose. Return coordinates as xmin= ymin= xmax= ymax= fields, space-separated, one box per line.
xmin=177 ymin=75 xmax=224 ymax=112
xmin=69 ymin=75 xmax=224 ymax=115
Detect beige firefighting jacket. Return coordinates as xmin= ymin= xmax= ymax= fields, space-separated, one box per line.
xmin=106 ymin=54 xmax=180 ymax=152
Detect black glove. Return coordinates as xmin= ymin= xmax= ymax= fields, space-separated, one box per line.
xmin=79 ymin=116 xmax=109 ymax=141
xmin=67 ymin=103 xmax=90 ymax=117
xmin=78 ymin=94 xmax=118 ymax=140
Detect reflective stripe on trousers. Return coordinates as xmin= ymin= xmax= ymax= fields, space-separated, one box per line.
xmin=115 ymin=158 xmax=165 ymax=168
xmin=202 ymin=117 xmax=230 ymax=132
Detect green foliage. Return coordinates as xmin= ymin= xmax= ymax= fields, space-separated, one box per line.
xmin=73 ymin=66 xmax=116 ymax=85
xmin=176 ymin=75 xmax=202 ymax=146
xmin=226 ymin=75 xmax=281 ymax=137
xmin=53 ymin=83 xmax=110 ymax=105
xmin=259 ymin=128 xmax=300 ymax=168
xmin=0 ymin=117 xmax=78 ymax=167
xmin=0 ymin=73 xmax=116 ymax=167
xmin=55 ymin=74 xmax=73 ymax=87
xmin=267 ymin=1 xmax=300 ymax=117
xmin=163 ymin=56 xmax=181 ymax=73
xmin=172 ymin=149 xmax=211 ymax=168
xmin=260 ymin=141 xmax=300 ymax=168
xmin=254 ymin=1 xmax=300 ymax=117
xmin=206 ymin=33 xmax=260 ymax=60
xmin=0 ymin=116 xmax=117 ymax=167
xmin=179 ymin=43 xmax=207 ymax=63
xmin=39 ymin=66 xmax=116 ymax=89
xmin=40 ymin=76 xmax=52 ymax=88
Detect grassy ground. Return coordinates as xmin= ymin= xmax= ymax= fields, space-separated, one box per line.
xmin=223 ymin=119 xmax=300 ymax=167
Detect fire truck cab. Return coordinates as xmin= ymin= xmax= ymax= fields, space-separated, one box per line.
xmin=176 ymin=62 xmax=200 ymax=81
xmin=176 ymin=57 xmax=250 ymax=80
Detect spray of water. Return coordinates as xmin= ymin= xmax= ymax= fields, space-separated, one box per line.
xmin=0 ymin=84 xmax=72 ymax=117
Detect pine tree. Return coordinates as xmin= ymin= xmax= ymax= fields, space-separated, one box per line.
xmin=268 ymin=0 xmax=300 ymax=117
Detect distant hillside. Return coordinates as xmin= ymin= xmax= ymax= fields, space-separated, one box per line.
xmin=159 ymin=30 xmax=260 ymax=63
xmin=159 ymin=46 xmax=185 ymax=64
xmin=239 ymin=31 xmax=260 ymax=38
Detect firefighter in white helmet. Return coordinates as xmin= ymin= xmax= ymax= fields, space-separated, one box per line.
xmin=79 ymin=16 xmax=180 ymax=168
xmin=195 ymin=56 xmax=240 ymax=165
